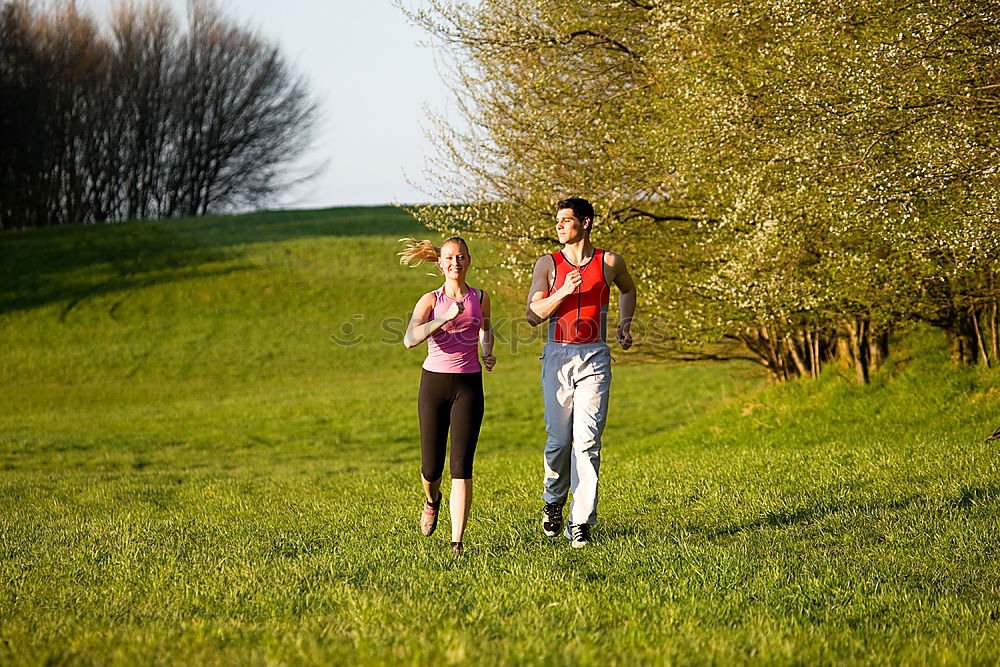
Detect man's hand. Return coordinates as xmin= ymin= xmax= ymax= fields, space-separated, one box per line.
xmin=616 ymin=323 xmax=632 ymax=350
xmin=558 ymin=269 xmax=583 ymax=297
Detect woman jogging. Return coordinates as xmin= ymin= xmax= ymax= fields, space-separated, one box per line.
xmin=401 ymin=236 xmax=496 ymax=556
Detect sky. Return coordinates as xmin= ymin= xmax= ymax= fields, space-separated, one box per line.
xmin=79 ymin=0 xmax=457 ymax=209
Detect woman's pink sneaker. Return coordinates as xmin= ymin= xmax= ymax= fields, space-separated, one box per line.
xmin=420 ymin=495 xmax=441 ymax=536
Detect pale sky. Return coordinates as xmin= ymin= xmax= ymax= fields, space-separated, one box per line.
xmin=80 ymin=0 xmax=457 ymax=209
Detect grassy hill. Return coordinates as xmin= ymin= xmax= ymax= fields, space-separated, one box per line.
xmin=1 ymin=207 xmax=998 ymax=664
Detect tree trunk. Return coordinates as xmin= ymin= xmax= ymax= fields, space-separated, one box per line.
xmin=867 ymin=330 xmax=889 ymax=371
xmin=948 ymin=315 xmax=977 ymax=367
xmin=991 ymin=297 xmax=999 ymax=362
xmin=991 ymin=274 xmax=999 ymax=362
xmin=948 ymin=330 xmax=963 ymax=367
xmin=835 ymin=335 xmax=852 ymax=370
xmin=761 ymin=326 xmax=789 ymax=382
xmin=971 ymin=306 xmax=990 ymax=368
xmin=786 ymin=335 xmax=809 ymax=378
xmin=737 ymin=331 xmax=772 ymax=372
xmin=810 ymin=328 xmax=821 ymax=379
xmin=859 ymin=318 xmax=871 ymax=384
xmin=797 ymin=329 xmax=817 ymax=379
xmin=846 ymin=318 xmax=870 ymax=385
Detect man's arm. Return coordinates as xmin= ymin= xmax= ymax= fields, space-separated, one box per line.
xmin=526 ymin=256 xmax=582 ymax=326
xmin=608 ymin=252 xmax=637 ymax=350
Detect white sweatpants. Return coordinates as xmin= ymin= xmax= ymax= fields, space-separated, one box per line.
xmin=541 ymin=342 xmax=612 ymax=526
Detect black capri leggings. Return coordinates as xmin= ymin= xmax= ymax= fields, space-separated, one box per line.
xmin=418 ymin=369 xmax=484 ymax=481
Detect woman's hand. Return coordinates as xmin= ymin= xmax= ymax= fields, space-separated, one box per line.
xmin=481 ymin=353 xmax=497 ymax=372
xmin=443 ymin=299 xmax=465 ymax=321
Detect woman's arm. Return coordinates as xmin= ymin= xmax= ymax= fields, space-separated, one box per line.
xmin=404 ymin=292 xmax=461 ymax=348
xmin=479 ymin=290 xmax=496 ymax=371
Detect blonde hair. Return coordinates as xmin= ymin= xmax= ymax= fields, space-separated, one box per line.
xmin=398 ymin=236 xmax=470 ymax=267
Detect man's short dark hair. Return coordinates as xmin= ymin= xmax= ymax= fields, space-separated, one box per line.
xmin=557 ymin=197 xmax=595 ymax=224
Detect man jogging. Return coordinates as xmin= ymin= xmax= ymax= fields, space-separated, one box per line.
xmin=525 ymin=197 xmax=637 ymax=547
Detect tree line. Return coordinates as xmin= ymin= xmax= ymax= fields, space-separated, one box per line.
xmin=0 ymin=0 xmax=317 ymax=230
xmin=407 ymin=0 xmax=999 ymax=382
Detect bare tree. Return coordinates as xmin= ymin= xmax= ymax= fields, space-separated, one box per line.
xmin=0 ymin=2 xmax=44 ymax=229
xmin=163 ymin=0 xmax=318 ymax=217
xmin=0 ymin=0 xmax=319 ymax=229
xmin=106 ymin=1 xmax=179 ymax=221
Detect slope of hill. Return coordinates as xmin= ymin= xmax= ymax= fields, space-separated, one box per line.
xmin=0 ymin=207 xmax=997 ymax=664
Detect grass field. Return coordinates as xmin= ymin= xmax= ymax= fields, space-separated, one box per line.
xmin=1 ymin=207 xmax=999 ymax=665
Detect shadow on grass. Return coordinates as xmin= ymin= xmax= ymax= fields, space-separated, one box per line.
xmin=57 ymin=266 xmax=256 ymax=322
xmin=697 ymin=485 xmax=1000 ymax=540
xmin=0 ymin=206 xmax=424 ymax=316
xmin=700 ymin=495 xmax=925 ymax=539
xmin=953 ymin=485 xmax=1000 ymax=510
xmin=183 ymin=206 xmax=426 ymax=244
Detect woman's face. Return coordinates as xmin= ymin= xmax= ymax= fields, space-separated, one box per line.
xmin=438 ymin=241 xmax=471 ymax=280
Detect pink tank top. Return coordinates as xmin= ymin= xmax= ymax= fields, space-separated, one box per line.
xmin=422 ymin=286 xmax=483 ymax=373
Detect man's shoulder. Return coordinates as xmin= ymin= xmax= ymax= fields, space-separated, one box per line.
xmin=600 ymin=249 xmax=626 ymax=265
xmin=532 ymin=253 xmax=559 ymax=268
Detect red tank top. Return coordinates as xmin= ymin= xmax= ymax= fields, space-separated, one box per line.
xmin=546 ymin=249 xmax=610 ymax=345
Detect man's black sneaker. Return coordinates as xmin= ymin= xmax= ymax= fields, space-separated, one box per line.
xmin=542 ymin=501 xmax=564 ymax=537
xmin=565 ymin=522 xmax=592 ymax=548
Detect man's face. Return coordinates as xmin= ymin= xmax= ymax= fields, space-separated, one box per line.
xmin=555 ymin=208 xmax=588 ymax=244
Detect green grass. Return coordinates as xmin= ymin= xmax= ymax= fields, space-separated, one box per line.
xmin=1 ymin=207 xmax=998 ymax=664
